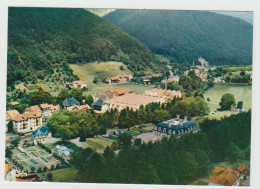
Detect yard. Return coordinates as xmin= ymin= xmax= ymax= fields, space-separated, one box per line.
xmin=203 ymin=84 xmax=252 ymax=119
xmin=81 ymin=138 xmax=113 ymax=150
xmin=40 ymin=167 xmax=78 ymax=182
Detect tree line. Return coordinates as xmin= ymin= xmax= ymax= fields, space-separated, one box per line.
xmin=70 ymin=111 xmax=251 ymax=184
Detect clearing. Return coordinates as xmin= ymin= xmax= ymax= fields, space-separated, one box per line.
xmin=40 ymin=167 xmax=78 ymax=182
xmin=204 ymin=84 xmax=252 ymax=119
xmin=81 ymin=138 xmax=113 ymax=150
xmin=70 ymin=62 xmax=132 ymax=87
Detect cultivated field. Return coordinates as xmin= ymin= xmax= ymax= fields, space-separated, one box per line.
xmin=12 ymin=146 xmax=61 ymax=172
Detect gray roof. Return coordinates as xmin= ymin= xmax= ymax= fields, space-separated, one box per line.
xmin=31 ymin=126 xmax=50 ymax=139
xmin=63 ymin=97 xmax=80 ymax=107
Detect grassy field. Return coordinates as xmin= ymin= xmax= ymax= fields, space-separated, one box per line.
xmin=204 ymin=84 xmax=252 ymax=111
xmin=70 ymin=62 xmax=132 ymax=87
xmin=81 ymin=138 xmax=113 ymax=150
xmin=40 ymin=167 xmax=78 ymax=182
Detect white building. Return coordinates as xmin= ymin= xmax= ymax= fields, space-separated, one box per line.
xmin=12 ymin=112 xmax=42 ymax=134
xmin=73 ymin=81 xmax=87 ymax=89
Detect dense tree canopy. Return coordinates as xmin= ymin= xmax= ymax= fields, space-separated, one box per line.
xmin=8 ymin=7 xmax=163 ymax=88
xmin=219 ymin=93 xmax=236 ymax=110
xmin=105 ymin=9 xmax=253 ymax=65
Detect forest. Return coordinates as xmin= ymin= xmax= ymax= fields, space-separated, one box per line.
xmin=8 ymin=8 xmax=163 ymax=88
xmin=70 ymin=111 xmax=251 ymax=184
xmin=105 ymin=9 xmax=253 ymax=65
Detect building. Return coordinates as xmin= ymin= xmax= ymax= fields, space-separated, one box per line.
xmin=6 ymin=110 xmax=20 ymax=126
xmin=145 ymin=88 xmax=182 ymax=100
xmin=55 ymin=145 xmax=71 ymax=160
xmin=153 ymin=116 xmax=197 ymax=138
xmin=161 ymin=75 xmax=180 ymax=84
xmin=209 ymin=166 xmax=240 ymax=186
xmin=73 ymin=81 xmax=87 ymax=89
xmin=26 ymin=104 xmax=60 ymax=122
xmin=69 ymin=104 xmax=92 ymax=111
xmin=106 ymin=93 xmax=165 ymax=111
xmin=106 ymin=88 xmax=133 ymax=96
xmin=9 ymin=101 xmax=19 ymax=106
xmin=235 ymin=164 xmax=250 ymax=181
xmin=31 ymin=125 xmax=51 ymax=144
xmin=93 ymin=93 xmax=115 ymax=112
xmin=12 ymin=112 xmax=42 ymax=134
xmin=104 ymin=74 xmax=133 ymax=84
xmin=63 ymin=97 xmax=80 ymax=109
xmin=213 ymin=77 xmax=225 ymax=84
xmin=199 ymin=72 xmax=208 ymax=81
xmin=93 ymin=93 xmax=115 ymax=102
xmin=5 ymin=164 xmax=17 ymax=182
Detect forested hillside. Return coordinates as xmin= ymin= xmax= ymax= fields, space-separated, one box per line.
xmin=8 ymin=8 xmax=162 ymax=88
xmin=105 ymin=10 xmax=253 ymax=65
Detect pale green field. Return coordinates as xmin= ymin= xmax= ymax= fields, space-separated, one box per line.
xmin=40 ymin=167 xmax=78 ymax=182
xmin=81 ymin=138 xmax=113 ymax=150
xmin=204 ymin=84 xmax=252 ymax=111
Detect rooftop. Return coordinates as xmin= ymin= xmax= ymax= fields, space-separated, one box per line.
xmin=6 ymin=110 xmax=20 ymax=120
xmin=12 ymin=112 xmax=41 ymax=122
xmin=73 ymin=81 xmax=86 ymax=86
xmin=31 ymin=125 xmax=50 ymax=139
xmin=107 ymin=88 xmax=133 ymax=96
xmin=209 ymin=167 xmax=239 ymax=186
xmin=63 ymin=97 xmax=80 ymax=107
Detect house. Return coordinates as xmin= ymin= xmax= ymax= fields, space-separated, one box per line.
xmin=104 ymin=74 xmax=133 ymax=84
xmin=213 ymin=77 xmax=225 ymax=84
xmin=106 ymin=93 xmax=165 ymax=111
xmin=31 ymin=125 xmax=51 ymax=144
xmin=63 ymin=97 xmax=80 ymax=109
xmin=70 ymin=104 xmax=92 ymax=111
xmin=153 ymin=116 xmax=197 ymax=138
xmin=55 ymin=145 xmax=71 ymax=159
xmin=161 ymin=76 xmax=180 ymax=84
xmin=209 ymin=166 xmax=240 ymax=186
xmin=106 ymin=88 xmax=133 ymax=96
xmin=26 ymin=104 xmax=60 ymax=122
xmin=235 ymin=164 xmax=250 ymax=181
xmin=9 ymin=101 xmax=19 ymax=106
xmin=5 ymin=164 xmax=17 ymax=181
xmin=145 ymin=89 xmax=182 ymax=100
xmin=93 ymin=93 xmax=115 ymax=112
xmin=12 ymin=112 xmax=43 ymax=134
xmin=199 ymin=72 xmax=208 ymax=81
xmin=6 ymin=110 xmax=20 ymax=129
xmin=73 ymin=81 xmax=87 ymax=89
xmin=143 ymin=79 xmax=151 ymax=85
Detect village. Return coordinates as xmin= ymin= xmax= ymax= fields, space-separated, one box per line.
xmin=5 ymin=58 xmax=252 ymax=186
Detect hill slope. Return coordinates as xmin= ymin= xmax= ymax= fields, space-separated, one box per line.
xmin=105 ymin=10 xmax=253 ymax=65
xmin=8 ymin=8 xmax=162 ymax=88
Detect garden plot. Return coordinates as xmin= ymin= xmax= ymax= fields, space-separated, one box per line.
xmin=12 ymin=145 xmax=62 ymax=172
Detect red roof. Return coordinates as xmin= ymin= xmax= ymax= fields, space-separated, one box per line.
xmin=73 ymin=81 xmax=86 ymax=86
xmin=107 ymin=88 xmax=133 ymax=96
xmin=209 ymin=167 xmax=239 ymax=186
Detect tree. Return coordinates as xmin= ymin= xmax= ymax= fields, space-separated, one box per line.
xmin=85 ymin=95 xmax=94 ymax=106
xmin=38 ymin=167 xmax=42 ymax=173
xmin=51 ymin=165 xmax=55 ymax=170
xmin=226 ymin=142 xmax=240 ymax=162
xmin=70 ymin=88 xmax=83 ymax=104
xmin=240 ymin=71 xmax=246 ymax=76
xmin=43 ymin=166 xmax=47 ymax=172
xmin=7 ymin=121 xmax=14 ymax=133
xmin=11 ymin=139 xmax=19 ymax=147
xmin=5 ymin=147 xmax=12 ymax=158
xmin=57 ymin=88 xmax=69 ymax=105
xmin=237 ymin=101 xmax=243 ymax=109
xmin=31 ymin=166 xmax=35 ymax=173
xmin=134 ymin=138 xmax=142 ymax=146
xmin=30 ymin=87 xmax=54 ymax=105
xmin=219 ymin=93 xmax=236 ymax=110
xmin=103 ymin=146 xmax=115 ymax=162
xmin=118 ymin=133 xmax=132 ymax=146
xmin=120 ymin=65 xmax=125 ymax=70
xmin=47 ymin=173 xmax=53 ymax=181
xmin=111 ymin=141 xmax=119 ymax=150
xmin=93 ymin=77 xmax=100 ymax=84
